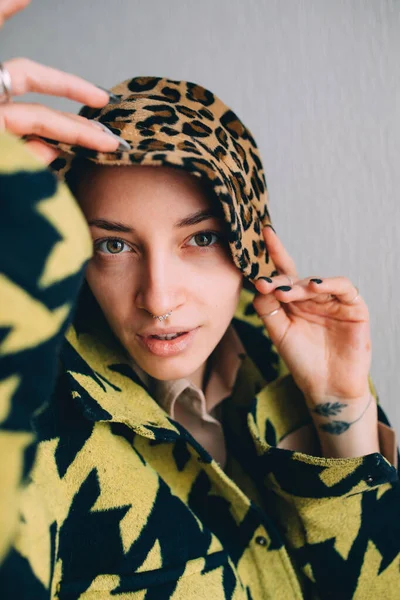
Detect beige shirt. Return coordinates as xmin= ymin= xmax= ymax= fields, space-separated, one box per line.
xmin=132 ymin=326 xmax=397 ymax=469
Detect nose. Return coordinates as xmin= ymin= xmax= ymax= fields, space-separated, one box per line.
xmin=135 ymin=251 xmax=186 ymax=318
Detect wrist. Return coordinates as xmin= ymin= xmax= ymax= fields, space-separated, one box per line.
xmin=307 ymin=392 xmax=380 ymax=458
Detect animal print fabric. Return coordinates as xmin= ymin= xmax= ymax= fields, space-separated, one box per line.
xmin=49 ymin=76 xmax=276 ymax=281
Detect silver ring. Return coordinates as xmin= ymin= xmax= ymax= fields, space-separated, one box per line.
xmin=0 ymin=63 xmax=12 ymax=104
xmin=260 ymin=306 xmax=282 ymax=319
xmin=152 ymin=311 xmax=172 ymax=322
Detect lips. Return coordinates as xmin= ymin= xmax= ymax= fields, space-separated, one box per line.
xmin=136 ymin=327 xmax=199 ymax=357
xmin=150 ymin=332 xmax=184 ymax=341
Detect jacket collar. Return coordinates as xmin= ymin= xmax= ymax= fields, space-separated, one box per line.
xmin=62 ymin=325 xmax=182 ymax=441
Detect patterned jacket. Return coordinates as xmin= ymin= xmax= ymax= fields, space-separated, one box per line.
xmin=1 ymin=132 xmax=399 ymax=600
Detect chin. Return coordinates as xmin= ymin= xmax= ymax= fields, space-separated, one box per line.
xmin=135 ymin=354 xmax=203 ymax=382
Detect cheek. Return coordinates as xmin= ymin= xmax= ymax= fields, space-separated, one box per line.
xmin=85 ymin=261 xmax=135 ymax=329
xmin=196 ymin=260 xmax=242 ymax=314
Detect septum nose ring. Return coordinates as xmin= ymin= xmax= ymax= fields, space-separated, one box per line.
xmin=152 ymin=311 xmax=172 ymax=322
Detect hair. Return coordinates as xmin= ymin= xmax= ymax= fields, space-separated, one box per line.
xmin=65 ymin=157 xmax=93 ymax=200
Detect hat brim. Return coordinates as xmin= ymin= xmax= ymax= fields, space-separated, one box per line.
xmin=49 ymin=135 xmax=276 ymax=282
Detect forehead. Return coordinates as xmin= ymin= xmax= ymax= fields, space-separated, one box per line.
xmin=75 ymin=164 xmax=223 ymax=219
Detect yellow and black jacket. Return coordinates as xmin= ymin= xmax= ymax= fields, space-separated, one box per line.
xmin=1 ymin=132 xmax=399 ymax=600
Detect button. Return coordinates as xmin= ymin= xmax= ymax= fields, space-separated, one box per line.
xmin=365 ymin=475 xmax=375 ymax=485
xmin=255 ymin=535 xmax=268 ymax=547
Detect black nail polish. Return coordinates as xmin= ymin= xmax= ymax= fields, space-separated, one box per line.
xmin=276 ymin=285 xmax=292 ymax=292
xmin=259 ymin=277 xmax=273 ymax=283
xmin=310 ymin=278 xmax=323 ymax=284
xmin=266 ymin=224 xmax=276 ymax=233
xmin=97 ymin=86 xmax=121 ymax=104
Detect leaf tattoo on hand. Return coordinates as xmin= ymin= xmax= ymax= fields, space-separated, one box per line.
xmin=319 ymin=420 xmax=351 ymax=435
xmin=312 ymin=402 xmax=348 ymax=417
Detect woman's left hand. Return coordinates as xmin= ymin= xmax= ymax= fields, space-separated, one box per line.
xmin=253 ymin=226 xmax=371 ymax=406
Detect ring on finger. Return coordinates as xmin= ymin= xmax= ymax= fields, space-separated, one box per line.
xmin=0 ymin=63 xmax=12 ymax=104
xmin=260 ymin=306 xmax=282 ymax=319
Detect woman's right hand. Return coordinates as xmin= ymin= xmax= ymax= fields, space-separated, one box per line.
xmin=0 ymin=58 xmax=128 ymax=164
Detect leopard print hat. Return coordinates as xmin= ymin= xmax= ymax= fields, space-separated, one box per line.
xmin=50 ymin=76 xmax=276 ymax=281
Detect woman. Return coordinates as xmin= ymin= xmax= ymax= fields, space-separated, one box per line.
xmin=1 ymin=5 xmax=399 ymax=600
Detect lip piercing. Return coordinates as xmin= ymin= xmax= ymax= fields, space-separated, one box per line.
xmin=152 ymin=311 xmax=172 ymax=322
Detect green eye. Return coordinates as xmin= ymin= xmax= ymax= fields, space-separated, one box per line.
xmin=96 ymin=239 xmax=130 ymax=254
xmin=189 ymin=232 xmax=219 ymax=247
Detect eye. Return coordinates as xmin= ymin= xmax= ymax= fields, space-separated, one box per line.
xmin=187 ymin=231 xmax=220 ymax=247
xmin=95 ymin=238 xmax=131 ymax=254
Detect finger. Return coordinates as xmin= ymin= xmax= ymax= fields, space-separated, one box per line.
xmin=0 ymin=0 xmax=30 ymax=25
xmin=23 ymin=138 xmax=60 ymax=164
xmin=0 ymin=103 xmax=121 ymax=152
xmin=271 ymin=276 xmax=366 ymax=310
xmin=262 ymin=226 xmax=298 ymax=278
xmin=265 ymin=276 xmax=335 ymax=304
xmin=22 ymin=110 xmax=108 ymax=163
xmin=254 ymin=272 xmax=297 ymax=295
xmin=4 ymin=58 xmax=110 ymax=107
xmin=253 ymin=291 xmax=290 ymax=345
xmin=307 ymin=277 xmax=363 ymax=306
xmin=23 ymin=112 xmax=95 ymax=163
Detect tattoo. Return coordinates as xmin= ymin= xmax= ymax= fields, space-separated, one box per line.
xmin=319 ymin=420 xmax=351 ymax=434
xmin=312 ymin=401 xmax=348 ymax=417
xmin=314 ymin=394 xmax=373 ymax=436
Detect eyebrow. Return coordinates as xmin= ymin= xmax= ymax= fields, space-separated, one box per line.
xmin=88 ymin=219 xmax=133 ymax=232
xmin=88 ymin=209 xmax=221 ymax=233
xmin=175 ymin=209 xmax=221 ymax=228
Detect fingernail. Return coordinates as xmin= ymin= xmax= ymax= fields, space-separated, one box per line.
xmin=91 ymin=121 xmax=130 ymax=151
xmin=91 ymin=121 xmax=114 ymax=134
xmin=97 ymin=86 xmax=121 ymax=104
xmin=310 ymin=278 xmax=323 ymax=284
xmin=276 ymin=286 xmax=291 ymax=292
xmin=117 ymin=138 xmax=131 ymax=151
xmin=265 ymin=224 xmax=276 ymax=233
xmin=259 ymin=277 xmax=273 ymax=283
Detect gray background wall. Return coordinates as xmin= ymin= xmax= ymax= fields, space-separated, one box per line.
xmin=3 ymin=0 xmax=400 ymax=433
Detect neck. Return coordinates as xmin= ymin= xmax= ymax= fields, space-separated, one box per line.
xmin=187 ymin=359 xmax=209 ymax=391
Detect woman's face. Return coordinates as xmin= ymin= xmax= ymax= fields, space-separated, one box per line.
xmin=78 ymin=165 xmax=242 ymax=385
